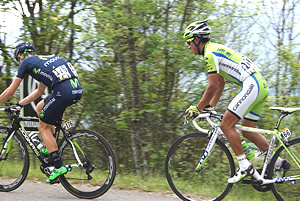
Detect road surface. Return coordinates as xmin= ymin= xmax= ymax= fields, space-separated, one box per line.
xmin=1 ymin=180 xmax=182 ymax=201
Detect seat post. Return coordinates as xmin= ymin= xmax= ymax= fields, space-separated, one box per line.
xmin=274 ymin=113 xmax=288 ymax=130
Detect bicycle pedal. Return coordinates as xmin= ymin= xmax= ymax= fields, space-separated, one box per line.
xmin=65 ymin=165 xmax=72 ymax=172
xmin=49 ymin=178 xmax=60 ymax=185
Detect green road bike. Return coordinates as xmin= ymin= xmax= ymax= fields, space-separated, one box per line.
xmin=0 ymin=106 xmax=116 ymax=199
xmin=165 ymin=107 xmax=300 ymax=201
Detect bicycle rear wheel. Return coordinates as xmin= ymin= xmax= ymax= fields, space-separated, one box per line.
xmin=0 ymin=131 xmax=29 ymax=192
xmin=58 ymin=129 xmax=116 ymax=199
xmin=268 ymin=138 xmax=300 ymax=201
xmin=165 ymin=132 xmax=235 ymax=201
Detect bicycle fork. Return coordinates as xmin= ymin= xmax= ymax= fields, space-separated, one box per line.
xmin=195 ymin=126 xmax=220 ymax=171
xmin=0 ymin=131 xmax=15 ymax=160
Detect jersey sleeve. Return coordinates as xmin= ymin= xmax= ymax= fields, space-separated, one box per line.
xmin=16 ymin=61 xmax=27 ymax=79
xmin=204 ymin=51 xmax=218 ymax=74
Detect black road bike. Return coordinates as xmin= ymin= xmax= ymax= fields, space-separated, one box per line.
xmin=0 ymin=106 xmax=116 ymax=199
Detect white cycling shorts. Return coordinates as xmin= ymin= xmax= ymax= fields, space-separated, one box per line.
xmin=227 ymin=73 xmax=269 ymax=121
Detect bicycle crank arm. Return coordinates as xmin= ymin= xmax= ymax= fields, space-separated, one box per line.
xmin=65 ymin=164 xmax=82 ymax=170
xmin=241 ymin=179 xmax=263 ymax=185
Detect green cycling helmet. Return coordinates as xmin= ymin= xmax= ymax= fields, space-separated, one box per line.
xmin=183 ymin=19 xmax=211 ymax=40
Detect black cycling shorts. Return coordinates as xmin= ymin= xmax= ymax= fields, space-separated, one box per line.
xmin=40 ymin=78 xmax=82 ymax=125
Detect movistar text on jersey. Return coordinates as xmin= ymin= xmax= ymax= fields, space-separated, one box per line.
xmin=44 ymin=56 xmax=60 ymax=67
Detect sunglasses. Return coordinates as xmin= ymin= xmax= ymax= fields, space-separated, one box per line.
xmin=186 ymin=37 xmax=194 ymax=45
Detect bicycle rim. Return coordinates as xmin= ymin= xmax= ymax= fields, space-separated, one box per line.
xmin=165 ymin=132 xmax=235 ymax=201
xmin=0 ymin=132 xmax=29 ymax=192
xmin=269 ymin=138 xmax=300 ymax=201
xmin=59 ymin=129 xmax=116 ymax=199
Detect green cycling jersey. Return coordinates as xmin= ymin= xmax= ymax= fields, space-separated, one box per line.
xmin=204 ymin=42 xmax=259 ymax=86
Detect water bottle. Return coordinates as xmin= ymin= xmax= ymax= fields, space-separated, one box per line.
xmin=241 ymin=140 xmax=255 ymax=160
xmin=29 ymin=132 xmax=44 ymax=150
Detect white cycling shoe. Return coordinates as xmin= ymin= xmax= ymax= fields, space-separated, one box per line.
xmin=228 ymin=165 xmax=259 ymax=183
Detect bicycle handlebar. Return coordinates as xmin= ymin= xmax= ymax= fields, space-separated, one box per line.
xmin=0 ymin=106 xmax=21 ymax=114
xmin=190 ymin=111 xmax=221 ymax=134
xmin=192 ymin=113 xmax=210 ymax=134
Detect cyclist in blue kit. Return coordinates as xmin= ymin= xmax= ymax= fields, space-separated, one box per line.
xmin=0 ymin=42 xmax=82 ymax=183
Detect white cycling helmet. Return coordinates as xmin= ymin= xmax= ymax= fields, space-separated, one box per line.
xmin=183 ymin=19 xmax=211 ymax=40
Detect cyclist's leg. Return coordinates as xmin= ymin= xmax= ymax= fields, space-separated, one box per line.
xmin=241 ymin=119 xmax=269 ymax=152
xmin=241 ymin=72 xmax=269 ymax=152
xmin=220 ymin=111 xmax=243 ymax=156
xmin=36 ymin=100 xmax=55 ymax=135
xmin=225 ymin=73 xmax=264 ymax=182
xmin=224 ymin=73 xmax=260 ymax=157
xmin=243 ymin=109 xmax=286 ymax=172
xmin=37 ymin=90 xmax=68 ymax=182
xmin=221 ymin=111 xmax=258 ymax=183
xmin=41 ymin=79 xmax=82 ymax=183
xmin=38 ymin=120 xmax=58 ymax=153
xmin=37 ymin=94 xmax=61 ymax=154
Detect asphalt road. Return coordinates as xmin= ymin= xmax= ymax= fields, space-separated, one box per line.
xmin=1 ymin=180 xmax=182 ymax=201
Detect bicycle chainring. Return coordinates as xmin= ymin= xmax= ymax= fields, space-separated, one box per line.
xmin=251 ymin=168 xmax=272 ymax=192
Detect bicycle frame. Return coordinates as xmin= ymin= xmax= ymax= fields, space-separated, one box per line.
xmin=191 ymin=109 xmax=300 ymax=185
xmin=0 ymin=114 xmax=50 ymax=165
xmin=0 ymin=107 xmax=84 ymax=170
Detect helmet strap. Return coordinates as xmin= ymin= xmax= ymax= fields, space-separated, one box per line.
xmin=192 ymin=35 xmax=203 ymax=55
xmin=19 ymin=50 xmax=27 ymax=62
xmin=20 ymin=49 xmax=33 ymax=62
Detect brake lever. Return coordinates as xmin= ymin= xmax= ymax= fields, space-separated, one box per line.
xmin=183 ymin=116 xmax=189 ymax=126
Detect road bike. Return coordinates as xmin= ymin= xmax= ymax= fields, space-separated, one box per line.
xmin=165 ymin=107 xmax=299 ymax=201
xmin=0 ymin=106 xmax=116 ymax=199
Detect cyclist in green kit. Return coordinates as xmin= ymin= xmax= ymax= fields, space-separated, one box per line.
xmin=183 ymin=20 xmax=287 ymax=183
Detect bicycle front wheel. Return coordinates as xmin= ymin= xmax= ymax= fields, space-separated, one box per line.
xmin=165 ymin=132 xmax=235 ymax=201
xmin=58 ymin=129 xmax=116 ymax=199
xmin=0 ymin=131 xmax=29 ymax=192
xmin=268 ymin=138 xmax=300 ymax=201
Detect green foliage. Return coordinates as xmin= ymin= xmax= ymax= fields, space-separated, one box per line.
xmin=0 ymin=0 xmax=299 ymax=179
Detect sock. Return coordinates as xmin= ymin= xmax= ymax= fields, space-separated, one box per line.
xmin=50 ymin=151 xmax=63 ymax=169
xmin=237 ymin=154 xmax=251 ymax=170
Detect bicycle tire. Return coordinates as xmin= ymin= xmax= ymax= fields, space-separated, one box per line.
xmin=165 ymin=132 xmax=235 ymax=201
xmin=268 ymin=137 xmax=300 ymax=201
xmin=0 ymin=131 xmax=29 ymax=192
xmin=58 ymin=129 xmax=116 ymax=199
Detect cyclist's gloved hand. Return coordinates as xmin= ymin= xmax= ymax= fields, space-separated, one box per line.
xmin=185 ymin=105 xmax=200 ymax=119
xmin=10 ymin=102 xmax=23 ymax=109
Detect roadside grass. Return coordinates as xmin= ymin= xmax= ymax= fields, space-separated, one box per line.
xmin=7 ymin=166 xmax=276 ymax=201
xmin=112 ymin=172 xmax=276 ymax=201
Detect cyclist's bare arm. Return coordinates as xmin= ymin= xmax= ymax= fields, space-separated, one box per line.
xmin=210 ymin=76 xmax=225 ymax=107
xmin=19 ymin=82 xmax=47 ymax=106
xmin=0 ymin=77 xmax=22 ymax=105
xmin=196 ymin=73 xmax=223 ymax=111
